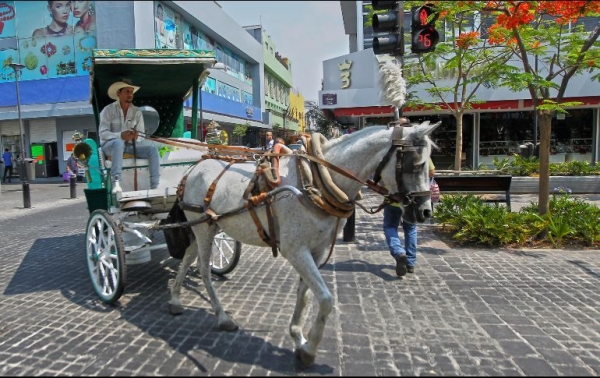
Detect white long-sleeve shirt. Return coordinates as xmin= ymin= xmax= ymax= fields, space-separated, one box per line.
xmin=98 ymin=101 xmax=145 ymax=146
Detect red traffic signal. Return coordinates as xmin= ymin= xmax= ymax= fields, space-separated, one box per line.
xmin=412 ymin=4 xmax=437 ymax=27
xmin=411 ymin=4 xmax=439 ymax=53
xmin=412 ymin=27 xmax=439 ymax=53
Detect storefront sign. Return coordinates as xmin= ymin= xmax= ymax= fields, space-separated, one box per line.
xmin=322 ymin=93 xmax=337 ymax=105
xmin=339 ymin=59 xmax=352 ymax=89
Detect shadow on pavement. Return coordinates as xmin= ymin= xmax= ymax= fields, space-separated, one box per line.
xmin=3 ymin=233 xmax=334 ymax=375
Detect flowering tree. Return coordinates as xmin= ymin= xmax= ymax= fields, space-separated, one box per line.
xmin=484 ymin=0 xmax=600 ymax=218
xmin=403 ymin=1 xmax=515 ymax=171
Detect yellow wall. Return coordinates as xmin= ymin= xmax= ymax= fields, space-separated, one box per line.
xmin=289 ymin=91 xmax=306 ymax=133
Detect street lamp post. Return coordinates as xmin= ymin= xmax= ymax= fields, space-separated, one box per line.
xmin=8 ymin=63 xmax=26 ymax=160
xmin=8 ymin=62 xmax=31 ymax=208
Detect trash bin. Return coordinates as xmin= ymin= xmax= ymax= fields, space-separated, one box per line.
xmin=519 ymin=143 xmax=534 ymax=158
xmin=18 ymin=158 xmax=36 ymax=181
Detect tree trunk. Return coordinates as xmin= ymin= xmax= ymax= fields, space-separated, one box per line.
xmin=537 ymin=110 xmax=553 ymax=239
xmin=454 ymin=113 xmax=464 ymax=171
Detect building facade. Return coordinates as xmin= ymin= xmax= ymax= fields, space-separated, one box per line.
xmin=327 ymin=1 xmax=600 ymax=170
xmin=244 ymin=26 xmax=303 ymax=145
xmin=0 ymin=0 xmax=270 ymax=177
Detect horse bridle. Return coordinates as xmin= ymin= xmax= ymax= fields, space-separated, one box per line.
xmin=371 ymin=118 xmax=431 ymax=206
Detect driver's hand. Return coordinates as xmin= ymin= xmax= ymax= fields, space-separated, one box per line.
xmin=120 ymin=130 xmax=138 ymax=141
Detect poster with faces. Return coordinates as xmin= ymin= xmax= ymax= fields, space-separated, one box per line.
xmin=0 ymin=1 xmax=97 ymax=83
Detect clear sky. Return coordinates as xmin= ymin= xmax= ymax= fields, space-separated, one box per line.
xmin=218 ymin=1 xmax=349 ymax=102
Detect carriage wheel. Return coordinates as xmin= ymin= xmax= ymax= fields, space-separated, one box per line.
xmin=85 ymin=209 xmax=127 ymax=304
xmin=210 ymin=231 xmax=241 ymax=276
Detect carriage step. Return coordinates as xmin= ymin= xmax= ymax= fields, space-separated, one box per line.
xmin=117 ymin=187 xmax=177 ymax=202
xmin=121 ymin=200 xmax=152 ymax=211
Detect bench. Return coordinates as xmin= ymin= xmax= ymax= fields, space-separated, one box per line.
xmin=434 ymin=174 xmax=513 ymax=212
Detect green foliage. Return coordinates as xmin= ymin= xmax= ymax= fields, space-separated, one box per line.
xmin=434 ymin=194 xmax=545 ymax=246
xmin=487 ymin=154 xmax=600 ymax=176
xmin=437 ymin=193 xmax=600 ymax=247
xmin=232 ymin=122 xmax=249 ymax=138
xmin=305 ymin=101 xmax=335 ymax=138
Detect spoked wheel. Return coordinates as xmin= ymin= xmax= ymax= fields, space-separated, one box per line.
xmin=210 ymin=231 xmax=241 ymax=276
xmin=86 ymin=209 xmax=127 ymax=304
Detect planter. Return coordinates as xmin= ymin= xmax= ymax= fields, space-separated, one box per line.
xmin=511 ymin=176 xmax=600 ymax=194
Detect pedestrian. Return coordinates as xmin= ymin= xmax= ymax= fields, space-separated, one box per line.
xmin=382 ymin=156 xmax=435 ymax=277
xmin=265 ymin=131 xmax=274 ymax=150
xmin=99 ymin=80 xmax=161 ymax=192
xmin=2 ymin=148 xmax=13 ymax=183
xmin=66 ymin=153 xmax=78 ymax=176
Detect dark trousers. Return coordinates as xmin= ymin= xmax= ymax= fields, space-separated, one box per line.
xmin=3 ymin=165 xmax=13 ymax=183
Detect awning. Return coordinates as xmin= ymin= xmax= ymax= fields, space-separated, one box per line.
xmin=332 ymin=96 xmax=600 ymax=118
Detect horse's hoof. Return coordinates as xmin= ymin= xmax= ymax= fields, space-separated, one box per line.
xmin=218 ymin=319 xmax=238 ymax=331
xmin=295 ymin=348 xmax=315 ymax=367
xmin=169 ymin=303 xmax=184 ymax=315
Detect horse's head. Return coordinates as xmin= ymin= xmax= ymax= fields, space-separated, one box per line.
xmin=378 ymin=119 xmax=441 ymax=224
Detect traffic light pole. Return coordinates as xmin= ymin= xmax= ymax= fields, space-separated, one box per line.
xmin=396 ymin=1 xmax=404 ymax=119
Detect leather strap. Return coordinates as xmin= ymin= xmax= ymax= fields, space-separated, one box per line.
xmin=204 ymin=161 xmax=235 ymax=208
xmin=265 ymin=200 xmax=278 ymax=257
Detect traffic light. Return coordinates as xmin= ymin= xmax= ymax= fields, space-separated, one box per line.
xmin=411 ymin=4 xmax=439 ymax=53
xmin=371 ymin=1 xmax=402 ymax=56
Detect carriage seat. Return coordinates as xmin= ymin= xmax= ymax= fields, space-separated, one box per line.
xmin=102 ymin=141 xmax=207 ymax=193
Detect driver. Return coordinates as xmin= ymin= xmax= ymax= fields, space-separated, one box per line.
xmin=99 ymin=80 xmax=160 ymax=192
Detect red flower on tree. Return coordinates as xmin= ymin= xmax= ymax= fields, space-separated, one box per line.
xmin=456 ymin=31 xmax=480 ymax=49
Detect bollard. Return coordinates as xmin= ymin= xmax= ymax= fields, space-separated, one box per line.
xmin=343 ymin=210 xmax=356 ymax=242
xmin=22 ymin=181 xmax=31 ymax=208
xmin=70 ymin=175 xmax=77 ymax=198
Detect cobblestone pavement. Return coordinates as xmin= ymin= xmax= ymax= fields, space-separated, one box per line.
xmin=0 ymin=180 xmax=599 ymax=376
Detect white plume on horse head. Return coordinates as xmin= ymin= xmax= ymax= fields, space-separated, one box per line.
xmin=379 ymin=59 xmax=407 ymax=109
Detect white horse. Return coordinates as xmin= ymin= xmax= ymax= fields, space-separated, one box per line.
xmin=168 ymin=120 xmax=440 ymax=366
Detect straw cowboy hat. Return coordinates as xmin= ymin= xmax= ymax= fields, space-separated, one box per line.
xmin=107 ymin=80 xmax=140 ymax=100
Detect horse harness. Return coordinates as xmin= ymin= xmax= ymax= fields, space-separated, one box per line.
xmin=367 ymin=118 xmax=432 ymax=212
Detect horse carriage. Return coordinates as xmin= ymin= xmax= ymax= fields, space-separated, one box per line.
xmin=81 ymin=51 xmax=441 ymax=367
xmin=80 ymin=48 xmax=242 ymax=305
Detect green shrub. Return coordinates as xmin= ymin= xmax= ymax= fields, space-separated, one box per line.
xmin=435 ymin=193 xmax=599 ymax=247
xmin=487 ymin=153 xmax=600 ymax=176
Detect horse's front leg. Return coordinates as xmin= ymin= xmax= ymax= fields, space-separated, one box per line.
xmin=289 ymin=277 xmax=310 ymax=349
xmin=194 ymin=224 xmax=238 ymax=331
xmin=286 ymin=248 xmax=333 ymax=367
xmin=169 ymin=238 xmax=198 ymax=315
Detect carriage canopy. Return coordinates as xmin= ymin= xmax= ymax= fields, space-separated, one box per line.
xmin=89 ymin=49 xmax=217 ymax=137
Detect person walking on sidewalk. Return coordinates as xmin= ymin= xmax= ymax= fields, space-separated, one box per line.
xmin=2 ymin=148 xmax=13 ymax=183
xmin=383 ymin=157 xmax=435 ymax=276
xmin=66 ymin=153 xmax=78 ymax=176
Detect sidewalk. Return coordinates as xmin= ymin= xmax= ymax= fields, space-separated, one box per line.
xmin=0 ymin=180 xmax=599 ymax=375
xmin=0 ymin=177 xmax=87 ymax=220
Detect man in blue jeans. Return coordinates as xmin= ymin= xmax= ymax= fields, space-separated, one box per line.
xmin=383 ymin=158 xmax=435 ymax=276
xmin=99 ymin=80 xmax=160 ymax=192
xmin=383 ymin=202 xmax=417 ymax=276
